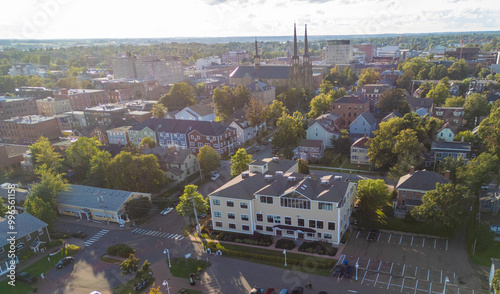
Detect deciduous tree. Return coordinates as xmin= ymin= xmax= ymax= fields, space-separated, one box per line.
xmin=444 ymin=96 xmax=465 ymax=107
xmin=376 ymin=88 xmax=410 ymax=115
xmin=357 ymin=68 xmax=380 ymax=88
xmin=65 ymin=137 xmax=102 ymax=182
xmin=356 ymin=179 xmax=390 ymax=227
xmin=197 ymin=145 xmax=220 ymax=176
xmin=230 ymin=148 xmax=253 ymax=177
xmin=307 ymin=93 xmax=332 ymax=118
xmin=87 ymin=150 xmax=111 ymax=187
xmin=159 ymin=82 xmax=196 ymax=110
xmin=464 ymin=93 xmax=490 ymax=128
xmin=458 ymin=152 xmax=499 ymax=199
xmin=29 ymin=136 xmax=63 ymax=172
xmin=245 ymin=98 xmax=267 ymax=128
xmin=478 ymin=107 xmax=500 ymax=158
xmin=120 ymin=254 xmax=140 ymax=275
xmin=176 ymin=185 xmax=208 ymax=220
xmin=140 ymin=137 xmax=156 ymax=149
xmin=152 ymin=103 xmax=166 ymax=118
xmin=273 ymin=111 xmax=306 ymax=149
xmin=124 ymin=197 xmax=152 ymax=220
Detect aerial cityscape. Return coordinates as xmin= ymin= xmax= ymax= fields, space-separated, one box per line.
xmin=0 ymin=1 xmax=500 ymax=294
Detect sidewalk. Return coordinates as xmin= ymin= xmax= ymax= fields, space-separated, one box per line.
xmin=146 ymin=258 xmax=208 ymax=294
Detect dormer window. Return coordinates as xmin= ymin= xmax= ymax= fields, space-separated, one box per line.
xmin=453 ymin=112 xmax=461 ymax=116
xmin=436 ymin=111 xmax=443 ymax=116
xmin=374 ymin=89 xmax=379 ymax=93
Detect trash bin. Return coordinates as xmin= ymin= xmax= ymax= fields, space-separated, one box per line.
xmin=189 ymin=273 xmax=195 ymax=286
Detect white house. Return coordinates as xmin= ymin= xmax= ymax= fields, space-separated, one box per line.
xmin=306 ymin=113 xmax=340 ymax=148
xmin=175 ymin=104 xmax=215 ymax=121
xmin=349 ymin=112 xmax=377 ymax=137
xmin=436 ymin=122 xmax=456 ymax=142
xmin=230 ymin=119 xmax=265 ymax=144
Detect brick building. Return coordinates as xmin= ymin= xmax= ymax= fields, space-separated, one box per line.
xmin=330 ymin=95 xmax=370 ymax=128
xmin=83 ymin=105 xmax=129 ymax=127
xmin=36 ymin=97 xmax=72 ymax=117
xmin=54 ymin=89 xmax=109 ymax=111
xmin=0 ymin=96 xmax=39 ymax=120
xmin=0 ymin=116 xmax=62 ymax=144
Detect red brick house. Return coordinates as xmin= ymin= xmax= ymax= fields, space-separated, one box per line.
xmin=187 ymin=122 xmax=236 ymax=155
xmin=331 ymin=95 xmax=370 ymax=128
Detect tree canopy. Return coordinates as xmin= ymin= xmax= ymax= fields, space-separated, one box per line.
xmin=124 ymin=197 xmax=152 ymax=220
xmin=140 ymin=137 xmax=157 ymax=149
xmin=307 ymin=93 xmax=333 ymax=118
xmin=230 ymin=148 xmax=253 ymax=177
xmin=65 ymin=137 xmax=102 ymax=182
xmin=175 ymin=185 xmax=208 ymax=220
xmin=478 ymin=107 xmax=500 ymax=159
xmin=152 ymin=103 xmax=166 ymax=118
xmin=245 ymin=98 xmax=267 ymax=128
xmin=159 ymin=82 xmax=196 ymax=110
xmin=464 ymin=93 xmax=490 ymax=128
xmin=29 ymin=136 xmax=63 ymax=172
xmin=197 ymin=145 xmax=220 ymax=176
xmin=356 ymin=179 xmax=390 ymax=227
xmin=357 ymin=68 xmax=380 ymax=88
xmin=213 ymin=85 xmax=251 ymax=120
xmin=376 ymin=88 xmax=410 ymax=115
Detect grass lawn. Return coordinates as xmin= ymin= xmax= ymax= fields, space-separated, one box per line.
xmin=178 ymin=289 xmax=203 ymax=294
xmin=375 ymin=215 xmax=452 ymax=238
xmin=217 ymin=243 xmax=336 ymax=276
xmin=0 ymin=245 xmax=80 ymax=294
xmin=169 ymin=257 xmax=210 ymax=278
xmin=340 ymin=161 xmax=371 ymax=171
xmin=113 ymin=270 xmax=155 ymax=294
xmin=99 ymin=256 xmax=123 ymax=264
xmin=469 ymin=242 xmax=500 ymax=266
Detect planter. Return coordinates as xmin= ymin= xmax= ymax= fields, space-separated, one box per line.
xmin=49 ymin=247 xmax=62 ymax=256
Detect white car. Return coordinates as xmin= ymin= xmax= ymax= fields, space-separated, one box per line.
xmin=161 ymin=207 xmax=173 ymax=215
xmin=211 ymin=173 xmax=220 ymax=181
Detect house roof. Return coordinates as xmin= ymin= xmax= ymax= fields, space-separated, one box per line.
xmin=0 ymin=186 xmax=29 ymax=202
xmin=406 ymin=96 xmax=434 ymax=109
xmin=431 ymin=141 xmax=471 ymax=152
xmin=415 ymin=107 xmax=429 ymax=117
xmin=431 ymin=107 xmax=464 ymax=119
xmin=0 ymin=213 xmax=47 ymax=246
xmin=229 ymin=65 xmax=290 ymax=80
xmin=299 ymin=139 xmax=323 ymax=148
xmin=355 ymin=112 xmax=377 ymax=126
xmin=333 ymin=95 xmax=369 ymax=105
xmin=181 ymin=104 xmax=214 ymax=117
xmin=396 ymin=170 xmax=449 ymax=191
xmin=130 ymin=118 xmax=233 ymax=136
xmin=437 ymin=122 xmax=459 ymax=134
xmin=143 ymin=146 xmax=192 ymax=164
xmin=246 ymin=80 xmax=275 ymax=92
xmin=57 ymin=185 xmax=150 ymax=212
xmin=381 ymin=111 xmax=403 ymax=122
xmin=361 ymin=84 xmax=391 ymax=95
xmin=249 ymin=158 xmax=298 ymax=175
xmin=209 ymin=171 xmax=352 ymax=203
xmin=351 ymin=136 xmax=369 ymax=149
xmin=308 ymin=113 xmax=340 ymax=134
xmin=0 ymin=144 xmax=29 ymax=158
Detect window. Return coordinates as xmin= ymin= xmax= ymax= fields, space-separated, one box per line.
xmin=402 ymin=191 xmax=406 ymax=197
xmin=309 ymin=220 xmax=316 ymax=228
xmin=413 ymin=192 xmax=416 ymax=199
xmin=256 ymin=225 xmax=263 ymax=231
xmin=266 ymin=226 xmax=274 ymax=232
xmin=324 ymin=233 xmax=333 ymax=239
xmin=229 ymin=223 xmax=236 ymax=229
xmin=328 ymin=222 xmax=336 ymax=230
xmin=38 ymin=228 xmax=43 ymax=235
xmin=215 ymin=221 xmax=223 ymax=228
xmin=286 ymin=230 xmax=295 ymax=235
xmin=257 ymin=214 xmax=263 ymax=221
xmin=317 ymin=232 xmax=322 ymax=238
xmin=267 ymin=215 xmax=274 ymax=223
xmin=298 ymin=218 xmax=304 ymax=227
xmin=228 ymin=213 xmax=235 ymax=219
xmin=317 ymin=221 xmax=324 ymax=229
xmin=306 ymin=233 xmax=314 ymax=238
xmin=280 ymin=197 xmax=311 ymax=209
xmin=260 ymin=196 xmax=273 ymax=204
xmin=226 ymin=201 xmax=234 ymax=207
xmin=214 ymin=211 xmax=222 ymax=218
xmin=285 ymin=217 xmax=292 ymax=225
xmin=213 ymin=199 xmax=220 ymax=206
xmin=318 ymin=202 xmax=333 ymax=210
xmin=240 ymin=202 xmax=248 ymax=209
xmin=242 ymin=225 xmax=250 ymax=231
xmin=241 ymin=214 xmax=249 ymax=221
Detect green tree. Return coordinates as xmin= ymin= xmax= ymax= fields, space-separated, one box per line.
xmin=140 ymin=137 xmax=156 ymax=149
xmin=389 ymin=129 xmax=425 ymax=179
xmin=152 ymin=103 xmax=166 ymax=118
xmin=213 ymin=86 xmax=235 ymax=120
xmin=159 ymin=82 xmax=196 ymax=110
xmin=478 ymin=107 xmax=500 ymax=158
xmin=197 ymin=145 xmax=220 ymax=176
xmin=65 ymin=137 xmax=102 ymax=182
xmin=137 ymin=259 xmax=151 ymax=276
xmin=273 ymin=111 xmax=306 ymax=149
xmin=447 ymin=60 xmax=467 ymax=80
xmin=319 ymin=80 xmax=333 ymax=95
xmin=331 ymin=129 xmax=352 ymax=155
xmin=357 ymin=68 xmax=380 ymax=88
xmin=411 ymin=183 xmax=471 ymax=231
xmin=233 ymin=84 xmax=251 ymax=110
xmin=267 ymin=100 xmax=288 ymax=121
xmin=464 ymin=93 xmax=490 ymax=128
xmin=230 ymin=148 xmax=253 ymax=177
xmin=124 ymin=197 xmax=152 ymax=220
xmin=29 ymin=166 xmax=68 ymax=207
xmin=245 ymin=98 xmax=267 ymax=128
xmin=356 ymin=179 xmax=390 ymax=227
xmin=149 ymin=285 xmax=163 ymax=294
xmin=87 ymin=150 xmax=111 ymax=187
xmin=438 ymin=156 xmax=466 ymax=184
xmin=24 ymin=196 xmax=57 ymax=229
xmin=453 ymin=131 xmax=476 ymax=143
xmin=0 ymin=200 xmax=8 ymax=217
xmin=307 ymin=93 xmax=332 ymax=118
xmin=376 ymin=88 xmax=410 ymax=115
xmin=120 ymin=253 xmax=140 ymax=275
xmin=458 ymin=152 xmax=499 ymax=199
xmin=426 ymin=81 xmax=450 ymax=106
xmin=444 ymin=96 xmax=465 ymax=107
xmin=474 ymin=222 xmax=495 ymax=252
xmin=297 ymin=159 xmax=309 ymax=175
xmin=277 ymin=88 xmax=308 ymax=112
xmin=176 ymin=185 xmax=207 ymax=220
xmin=29 ymin=136 xmax=63 ymax=172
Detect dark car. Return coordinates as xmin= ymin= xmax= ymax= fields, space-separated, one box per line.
xmin=291 ymin=286 xmax=304 ymax=294
xmin=344 ymin=265 xmax=353 ymax=278
xmin=265 ymin=288 xmax=276 ymax=294
xmin=17 ymin=272 xmax=37 ymax=284
xmin=317 ymin=292 xmax=329 ymax=294
xmin=55 ymin=256 xmax=74 ymax=269
xmin=333 ymin=265 xmax=345 ymax=277
xmin=368 ymin=229 xmax=379 ymax=241
xmin=72 ymin=231 xmax=87 ymax=238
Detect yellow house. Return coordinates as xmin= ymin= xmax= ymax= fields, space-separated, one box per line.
xmin=56 ymin=185 xmax=151 ymax=224
xmin=209 ymin=162 xmax=357 ymax=245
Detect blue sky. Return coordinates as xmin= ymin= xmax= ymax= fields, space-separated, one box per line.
xmin=1 ymin=0 xmax=499 ymax=39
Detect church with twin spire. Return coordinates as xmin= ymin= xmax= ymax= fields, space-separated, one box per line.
xmin=229 ymin=24 xmax=314 ymax=92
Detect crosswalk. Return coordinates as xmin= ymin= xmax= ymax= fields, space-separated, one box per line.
xmin=131 ymin=228 xmax=185 ymax=240
xmin=85 ymin=229 xmax=109 ymax=247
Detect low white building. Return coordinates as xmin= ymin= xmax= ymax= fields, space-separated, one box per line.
xmin=230 ymin=119 xmax=266 ymax=144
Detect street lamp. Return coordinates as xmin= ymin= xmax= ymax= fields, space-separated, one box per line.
xmin=162 ymin=280 xmax=170 ymax=294
xmin=283 ymin=249 xmax=287 ymax=267
xmin=355 ymin=261 xmax=359 ymax=281
xmin=443 ymin=276 xmax=449 ymax=294
xmin=163 ymin=249 xmax=171 ymax=268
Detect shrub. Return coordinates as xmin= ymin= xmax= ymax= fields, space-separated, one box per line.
xmin=211 ymin=230 xmax=272 ymax=246
xmin=107 ymin=244 xmax=135 ymax=258
xmin=275 ymin=239 xmax=296 ymax=250
xmin=298 ymin=241 xmax=337 ymax=256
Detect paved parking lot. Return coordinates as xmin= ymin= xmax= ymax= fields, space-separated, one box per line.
xmin=355 ymin=230 xmax=449 ymax=251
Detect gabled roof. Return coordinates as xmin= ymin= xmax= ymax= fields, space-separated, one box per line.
xmin=431 ymin=141 xmax=471 ymax=152
xmin=129 ymin=118 xmax=233 ymax=136
xmin=415 ymin=107 xmax=429 ymax=117
xmin=229 ymin=65 xmax=290 ymax=80
xmin=143 ymin=146 xmax=192 ymax=164
xmin=180 ymin=104 xmax=214 ymax=117
xmin=381 ymin=111 xmax=403 ymax=122
xmin=361 ymin=84 xmax=391 ymax=95
xmin=353 ymin=111 xmax=376 ymax=126
xmin=396 ymin=170 xmax=448 ymax=191
xmin=0 ymin=213 xmax=48 ymax=246
xmin=57 ymin=185 xmax=149 ymax=212
xmin=299 ymin=139 xmax=323 ymax=148
xmin=406 ymin=96 xmax=434 ymax=109
xmin=351 ymin=136 xmax=369 ymax=149
xmin=333 ymin=95 xmax=369 ymax=105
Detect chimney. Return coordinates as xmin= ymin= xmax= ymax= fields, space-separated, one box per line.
xmin=444 ymin=170 xmax=450 ymax=180
xmin=410 ymin=166 xmax=415 ymax=175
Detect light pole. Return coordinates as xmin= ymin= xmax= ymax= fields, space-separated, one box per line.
xmin=443 ymin=276 xmax=449 ymax=294
xmin=283 ymin=249 xmax=287 ymax=267
xmin=163 ymin=249 xmax=171 ymax=268
xmin=355 ymin=261 xmax=359 ymax=281
xmin=162 ymin=280 xmax=170 ymax=294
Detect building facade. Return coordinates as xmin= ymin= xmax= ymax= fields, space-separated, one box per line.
xmin=83 ymin=105 xmax=129 ymax=127
xmin=349 ymin=112 xmax=377 ymax=137
xmin=0 ymin=96 xmax=39 ymax=120
xmin=331 ymin=95 xmax=370 ymax=128
xmin=54 ymin=89 xmax=109 ymax=111
xmin=36 ymin=97 xmax=72 ymax=117
xmin=175 ymin=104 xmax=215 ymax=121
xmin=107 ymin=126 xmax=132 ymax=145
xmin=350 ymin=136 xmax=370 ymax=165
xmin=306 ymin=113 xmax=340 ymax=149
xmin=324 ymin=40 xmax=353 ymax=65
xmin=0 ymin=116 xmax=62 ymax=145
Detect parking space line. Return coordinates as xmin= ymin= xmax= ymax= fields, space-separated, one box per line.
xmin=387 ymin=276 xmax=392 ymax=289
xmin=366 ymin=259 xmax=371 ymax=270
xmin=402 ymin=264 xmax=406 ymax=276
xmin=427 ymin=269 xmax=430 ymax=281
xmin=399 ymin=235 xmax=403 ymax=245
xmin=415 ymin=267 xmax=418 ymax=277
xmin=411 ymin=236 xmax=414 ymax=246
xmin=390 ymin=263 xmax=393 ymax=274
xmin=429 ymin=282 xmax=432 ymax=294
xmin=356 ymin=231 xmax=360 ymax=238
xmin=374 ymin=273 xmax=379 ymax=287
xmin=401 ymin=277 xmax=405 ymax=292
xmin=388 ymin=233 xmax=392 ymax=243
xmin=440 ymin=270 xmax=442 ymax=283
xmin=366 ymin=233 xmax=370 ymax=241
xmin=356 ymin=257 xmax=360 ymax=265
xmin=361 ymin=271 xmax=367 ymax=284
xmin=422 ymin=237 xmax=425 ymax=248
xmin=378 ymin=261 xmax=382 ymax=272
xmin=377 ymin=233 xmax=381 ymax=242
xmin=434 ymin=239 xmax=436 ymax=249
xmin=414 ymin=280 xmax=418 ymax=294
xmin=446 ymin=240 xmax=448 ymax=251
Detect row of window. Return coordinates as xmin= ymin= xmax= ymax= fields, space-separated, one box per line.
xmin=215 ymin=222 xmax=335 ymax=240
xmin=215 ymin=197 xmax=334 ymax=211
xmin=255 ymin=214 xmax=336 ymax=230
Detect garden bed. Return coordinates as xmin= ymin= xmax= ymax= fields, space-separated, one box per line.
xmin=298 ymin=241 xmax=337 ymax=256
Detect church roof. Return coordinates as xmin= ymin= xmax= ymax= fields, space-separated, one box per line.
xmin=229 ymin=65 xmax=290 ymax=80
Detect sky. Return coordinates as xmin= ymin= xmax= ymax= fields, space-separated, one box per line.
xmin=1 ymin=0 xmax=499 ymax=40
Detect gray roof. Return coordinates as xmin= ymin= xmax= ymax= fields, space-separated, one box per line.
xmin=0 ymin=213 xmax=48 ymax=246
xmin=0 ymin=187 xmax=29 ymax=202
xmin=230 ymin=65 xmax=290 ymax=80
xmin=182 ymin=104 xmax=214 ymax=117
xmin=209 ymin=172 xmax=351 ymax=203
xmin=356 ymin=112 xmax=377 ymax=126
xmin=333 ymin=95 xmax=369 ymax=105
xmin=396 ymin=170 xmax=449 ymax=191
xmin=130 ymin=118 xmax=233 ymax=136
xmin=431 ymin=141 xmax=471 ymax=152
xmin=381 ymin=111 xmax=403 ymax=122
xmin=57 ymin=185 xmax=150 ymax=212
xmin=299 ymin=139 xmax=323 ymax=148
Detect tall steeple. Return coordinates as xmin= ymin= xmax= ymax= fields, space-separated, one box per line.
xmin=304 ymin=24 xmax=309 ymax=58
xmin=254 ymin=37 xmax=260 ymax=69
xmin=293 ymin=23 xmax=299 ymax=65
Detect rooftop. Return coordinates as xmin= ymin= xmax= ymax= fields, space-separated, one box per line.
xmin=2 ymin=115 xmax=57 ymax=124
xmin=230 ymin=65 xmax=290 ymax=80
xmin=396 ymin=170 xmax=449 ymax=191
xmin=0 ymin=213 xmax=48 ymax=246
xmin=333 ymin=95 xmax=369 ymax=105
xmin=431 ymin=141 xmax=472 ymax=151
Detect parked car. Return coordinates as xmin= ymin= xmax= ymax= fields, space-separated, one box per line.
xmin=268 ymin=137 xmax=273 ymax=142
xmin=291 ymin=286 xmax=304 ymax=294
xmin=344 ymin=265 xmax=353 ymax=278
xmin=279 ymin=289 xmax=289 ymax=294
xmin=250 ymin=288 xmax=264 ymax=294
xmin=211 ymin=172 xmax=220 ymax=181
xmin=265 ymin=288 xmax=276 ymax=294
xmin=161 ymin=207 xmax=173 ymax=215
xmin=55 ymin=256 xmax=74 ymax=269
xmin=333 ymin=265 xmax=344 ymax=277
xmin=368 ymin=229 xmax=379 ymax=241
xmin=17 ymin=272 xmax=37 ymax=284
xmin=72 ymin=231 xmax=87 ymax=238
xmin=317 ymin=292 xmax=328 ymax=294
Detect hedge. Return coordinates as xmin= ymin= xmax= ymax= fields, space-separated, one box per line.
xmin=212 ymin=230 xmax=272 ymax=247
xmin=107 ymin=244 xmax=135 ymax=258
xmin=298 ymin=241 xmax=337 ymax=256
xmin=275 ymin=239 xmax=296 ymax=250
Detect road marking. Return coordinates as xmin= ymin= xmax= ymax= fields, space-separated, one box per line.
xmin=132 ymin=228 xmax=139 ymax=233
xmin=387 ymin=276 xmax=392 ymax=289
xmin=415 ymin=267 xmax=418 ymax=277
xmin=356 ymin=231 xmax=360 ymax=238
xmin=366 ymin=259 xmax=371 ymax=270
xmin=399 ymin=235 xmax=403 ymax=245
xmin=402 ymin=264 xmax=406 ymax=276
xmin=179 ymin=236 xmax=184 ymax=240
xmin=366 ymin=232 xmax=370 ymax=241
xmin=388 ymin=233 xmax=392 ymax=243
xmin=414 ymin=280 xmax=418 ymax=294
xmin=377 ymin=261 xmax=382 ymax=272
xmin=422 ymin=237 xmax=425 ymax=248
xmin=374 ymin=273 xmax=379 ymax=287
xmin=429 ymin=282 xmax=432 ymax=294
xmin=434 ymin=239 xmax=436 ymax=249
xmin=401 ymin=278 xmax=405 ymax=292
xmin=446 ymin=240 xmax=448 ymax=251
xmin=390 ymin=262 xmax=393 ymax=274
xmin=361 ymin=270 xmax=367 ymax=284
xmin=411 ymin=236 xmax=414 ymax=246
xmin=101 ymin=229 xmax=109 ymax=232
xmin=427 ymin=269 xmax=430 ymax=281
xmin=356 ymin=257 xmax=360 ymax=265
xmin=347 ymin=290 xmax=358 ymax=293
xmin=377 ymin=232 xmax=381 ymax=242
xmin=162 ymin=233 xmax=169 ymax=237
xmin=440 ymin=270 xmax=442 ymax=283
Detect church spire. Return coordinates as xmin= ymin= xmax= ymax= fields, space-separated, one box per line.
xmin=254 ymin=37 xmax=260 ymax=69
xmin=304 ymin=24 xmax=309 ymax=57
xmin=293 ymin=23 xmax=299 ymax=64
